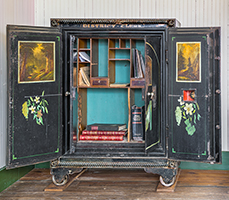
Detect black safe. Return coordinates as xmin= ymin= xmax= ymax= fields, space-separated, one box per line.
xmin=7 ymin=19 xmax=221 ymax=187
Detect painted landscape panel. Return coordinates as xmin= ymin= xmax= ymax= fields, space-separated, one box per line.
xmin=176 ymin=42 xmax=201 ymax=82
xmin=18 ymin=41 xmax=55 ymax=83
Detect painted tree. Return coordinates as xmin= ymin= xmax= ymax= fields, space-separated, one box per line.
xmin=177 ymin=48 xmax=186 ymax=71
xmin=41 ymin=43 xmax=54 ymax=74
xmin=19 ymin=42 xmax=34 ymax=82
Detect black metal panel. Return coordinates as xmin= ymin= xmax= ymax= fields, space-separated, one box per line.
xmin=7 ymin=25 xmax=62 ymax=168
xmin=167 ymin=28 xmax=221 ymax=162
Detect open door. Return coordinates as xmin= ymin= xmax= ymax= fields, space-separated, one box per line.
xmin=7 ymin=25 xmax=62 ymax=168
xmin=167 ymin=28 xmax=221 ymax=162
xmin=145 ymin=33 xmax=166 ymax=154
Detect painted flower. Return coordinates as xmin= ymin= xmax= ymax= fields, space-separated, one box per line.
xmin=184 ymin=103 xmax=194 ymax=115
xmin=178 ymin=96 xmax=184 ymax=105
xmin=37 ymin=110 xmax=43 ymax=118
xmin=29 ymin=106 xmax=36 ymax=114
xmin=34 ymin=96 xmax=40 ymax=104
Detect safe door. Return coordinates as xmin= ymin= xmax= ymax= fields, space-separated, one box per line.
xmin=7 ymin=25 xmax=63 ymax=168
xmin=167 ymin=27 xmax=221 ymax=163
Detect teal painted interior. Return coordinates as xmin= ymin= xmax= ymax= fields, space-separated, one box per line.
xmin=134 ymin=89 xmax=145 ymax=107
xmin=114 ymin=39 xmax=119 ymax=48
xmin=135 ymin=39 xmax=145 ymax=59
xmin=125 ymin=39 xmax=130 ymax=48
xmin=72 ymin=88 xmax=144 ymax=131
xmin=73 ymin=88 xmax=144 ymax=130
xmin=86 ymin=39 xmax=90 ymax=48
xmin=87 ymin=88 xmax=129 ymax=125
xmin=115 ymin=61 xmax=130 ymax=83
xmin=115 ymin=49 xmax=130 ymax=59
xmin=98 ymin=39 xmax=108 ymax=77
xmin=0 ymin=165 xmax=34 ymax=193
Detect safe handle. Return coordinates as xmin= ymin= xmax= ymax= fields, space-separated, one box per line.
xmin=147 ymin=85 xmax=157 ymax=108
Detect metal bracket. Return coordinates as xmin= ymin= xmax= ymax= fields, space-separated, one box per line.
xmin=71 ymin=87 xmax=76 ymax=100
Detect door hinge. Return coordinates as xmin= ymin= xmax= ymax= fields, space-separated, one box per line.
xmin=165 ymin=49 xmax=169 ymax=64
xmin=9 ymin=98 xmax=13 ymax=108
xmin=71 ymin=35 xmax=76 ymax=43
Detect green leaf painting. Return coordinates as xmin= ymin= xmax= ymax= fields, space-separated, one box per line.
xmin=145 ymin=101 xmax=152 ymax=131
xmin=174 ymin=97 xmax=201 ymax=136
xmin=22 ymin=91 xmax=48 ymax=125
xmin=175 ymin=106 xmax=182 ymax=126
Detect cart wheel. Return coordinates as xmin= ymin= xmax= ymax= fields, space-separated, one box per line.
xmin=52 ymin=174 xmax=69 ymax=186
xmin=159 ymin=175 xmax=175 ymax=187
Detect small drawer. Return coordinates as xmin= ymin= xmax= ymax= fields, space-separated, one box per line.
xmin=130 ymin=78 xmax=145 ymax=88
xmin=91 ymin=78 xmax=109 ymax=87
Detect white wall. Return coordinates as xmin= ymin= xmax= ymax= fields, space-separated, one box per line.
xmin=0 ymin=0 xmax=228 ymax=168
xmin=0 ymin=0 xmax=35 ymax=168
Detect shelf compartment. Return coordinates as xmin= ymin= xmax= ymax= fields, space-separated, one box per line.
xmin=79 ymin=38 xmax=91 ymax=49
xmin=109 ymin=39 xmax=119 ymax=48
xmin=78 ymin=64 xmax=90 ymax=87
xmin=109 ymin=38 xmax=130 ymax=48
xmin=109 ymin=49 xmax=130 ymax=60
xmin=109 ymin=60 xmax=130 ymax=85
xmin=84 ymin=88 xmax=129 ymax=142
xmin=77 ymin=88 xmax=88 ymax=138
xmin=91 ymin=39 xmax=108 ymax=78
xmin=120 ymin=39 xmax=130 ymax=48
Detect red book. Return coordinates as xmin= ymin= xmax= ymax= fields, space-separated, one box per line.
xmin=82 ymin=130 xmax=126 ymax=135
xmin=86 ymin=123 xmax=126 ymax=131
xmin=79 ymin=134 xmax=124 ymax=141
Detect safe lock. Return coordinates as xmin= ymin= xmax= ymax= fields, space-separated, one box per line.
xmin=147 ymin=92 xmax=155 ymax=100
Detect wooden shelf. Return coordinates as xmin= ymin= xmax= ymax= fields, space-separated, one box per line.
xmin=78 ymin=85 xmax=144 ymax=89
xmin=79 ymin=61 xmax=90 ymax=64
xmin=79 ymin=48 xmax=91 ymax=51
xmin=109 ymin=59 xmax=130 ymax=61
xmin=109 ymin=48 xmax=131 ymax=50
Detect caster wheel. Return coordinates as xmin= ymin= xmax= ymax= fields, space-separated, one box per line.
xmin=52 ymin=174 xmax=69 ymax=186
xmin=159 ymin=176 xmax=175 ymax=187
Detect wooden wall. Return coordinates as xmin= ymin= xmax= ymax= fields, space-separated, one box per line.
xmin=0 ymin=0 xmax=228 ymax=168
